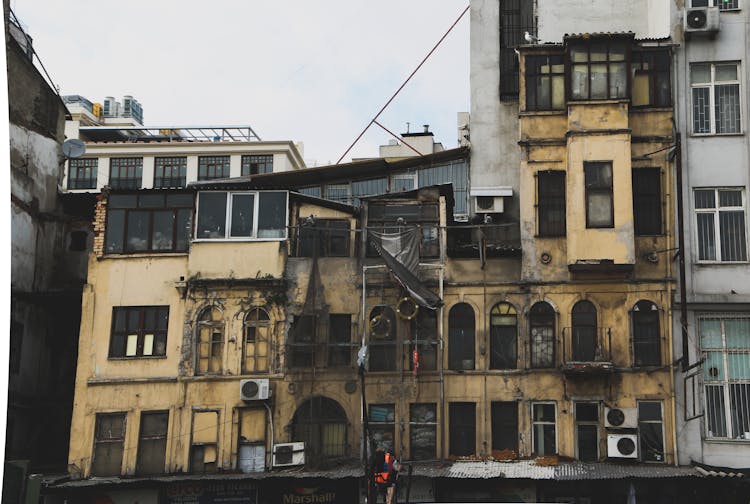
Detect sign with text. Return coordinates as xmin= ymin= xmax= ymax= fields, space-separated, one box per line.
xmin=164 ymin=481 xmax=257 ymax=504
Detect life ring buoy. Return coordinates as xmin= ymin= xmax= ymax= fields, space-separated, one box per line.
xmin=369 ymin=314 xmax=392 ymax=339
xmin=396 ymin=297 xmax=419 ymax=320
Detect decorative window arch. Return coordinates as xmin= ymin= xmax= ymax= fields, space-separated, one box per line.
xmin=291 ymin=397 xmax=348 ymax=461
xmin=197 ymin=306 xmax=224 ymax=374
xmin=243 ymin=308 xmax=271 ymax=373
xmin=448 ymin=303 xmax=476 ymax=371
xmin=632 ymin=300 xmax=661 ymax=366
xmin=368 ymin=306 xmax=397 ymax=372
xmin=490 ymin=303 xmax=518 ymax=369
xmin=530 ymin=302 xmax=556 ymax=368
xmin=572 ymin=300 xmax=597 ymax=361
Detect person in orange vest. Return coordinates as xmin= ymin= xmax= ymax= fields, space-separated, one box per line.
xmin=372 ymin=448 xmax=400 ymax=504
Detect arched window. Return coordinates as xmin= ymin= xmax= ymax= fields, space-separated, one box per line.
xmin=632 ymin=301 xmax=660 ymax=366
xmin=197 ymin=307 xmax=224 ymax=374
xmin=411 ymin=309 xmax=438 ymax=371
xmin=490 ymin=303 xmax=517 ymax=369
xmin=368 ymin=306 xmax=397 ymax=371
xmin=572 ymin=301 xmax=597 ymax=361
xmin=243 ymin=308 xmax=270 ymax=373
xmin=530 ymin=302 xmax=556 ymax=368
xmin=291 ymin=397 xmax=348 ymax=461
xmin=449 ymin=303 xmax=475 ymax=371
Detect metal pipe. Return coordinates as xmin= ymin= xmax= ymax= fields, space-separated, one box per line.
xmin=675 ymin=133 xmax=690 ymax=371
xmin=262 ymin=401 xmax=275 ymax=470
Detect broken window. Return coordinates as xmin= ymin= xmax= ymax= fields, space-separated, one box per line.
xmin=191 ymin=410 xmax=219 ymax=473
xmin=530 ymin=302 xmax=556 ymax=368
xmin=237 ymin=408 xmax=266 ymax=473
xmin=448 ymin=303 xmax=475 ymax=371
xmin=241 ymin=154 xmax=273 ymax=176
xmin=328 ymin=314 xmax=352 ymax=367
xmin=569 ymin=39 xmax=628 ymax=100
xmin=367 ymin=202 xmax=440 ymax=258
xmin=410 ymin=309 xmax=438 ymax=372
xmin=109 ymin=306 xmax=169 ymax=358
xmin=91 ymin=413 xmax=126 ymax=476
xmin=196 ymin=307 xmax=224 ymax=374
xmin=369 ymin=404 xmax=395 ymax=452
xmin=490 ymin=303 xmax=518 ymax=369
xmin=136 ymin=411 xmax=168 ymax=475
xmin=243 ymin=308 xmax=270 ymax=373
xmin=537 ymin=171 xmax=566 ymax=237
xmin=585 ymin=162 xmax=614 ymax=228
xmin=449 ymin=402 xmax=475 ymax=457
xmin=491 ymin=402 xmax=518 ymax=453
xmin=105 ymin=193 xmax=193 ymax=254
xmin=154 ymin=157 xmax=187 ymax=188
xmin=632 ymin=168 xmax=662 ymax=235
xmin=68 ymin=158 xmax=98 ymax=189
xmin=638 ymin=401 xmax=664 ymax=462
xmin=196 ymin=191 xmax=288 ymax=240
xmin=297 ymin=219 xmax=350 ymax=257
xmin=700 ymin=314 xmax=750 ymax=440
xmin=632 ymin=300 xmax=661 ymax=366
xmin=198 ymin=155 xmax=230 ymax=180
xmin=631 ymin=50 xmax=671 ymax=108
xmin=291 ymin=397 xmax=348 ymax=461
xmin=410 ymin=403 xmax=437 ymax=460
xmin=368 ymin=306 xmax=397 ymax=372
xmin=109 ymin=157 xmax=142 ymax=189
xmin=575 ymin=403 xmax=599 ymax=462
xmin=525 ymin=54 xmax=565 ymax=111
xmin=289 ymin=315 xmax=316 ymax=368
xmin=532 ymin=402 xmax=557 ymax=456
xmin=572 ymin=301 xmax=597 ymax=362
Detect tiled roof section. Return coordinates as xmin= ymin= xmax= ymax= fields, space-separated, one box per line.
xmin=695 ymin=466 xmax=747 ymax=478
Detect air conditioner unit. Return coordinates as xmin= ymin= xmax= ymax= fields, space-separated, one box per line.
xmin=684 ymin=6 xmax=720 ymax=34
xmin=240 ymin=378 xmax=271 ymax=401
xmin=607 ymin=434 xmax=638 ymax=459
xmin=604 ymin=407 xmax=638 ymax=429
xmin=272 ymin=442 xmax=305 ymax=467
xmin=474 ymin=196 xmax=504 ymax=214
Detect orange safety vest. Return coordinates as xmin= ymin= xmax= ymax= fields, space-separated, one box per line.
xmin=374 ymin=452 xmax=395 ymax=485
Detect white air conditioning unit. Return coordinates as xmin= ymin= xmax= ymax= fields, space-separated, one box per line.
xmin=240 ymin=378 xmax=271 ymax=401
xmin=684 ymin=6 xmax=720 ymax=34
xmin=474 ymin=196 xmax=504 ymax=214
xmin=607 ymin=434 xmax=638 ymax=459
xmin=272 ymin=442 xmax=305 ymax=467
xmin=604 ymin=407 xmax=638 ymax=429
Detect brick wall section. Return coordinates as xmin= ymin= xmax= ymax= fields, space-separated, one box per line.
xmin=92 ymin=192 xmax=108 ymax=257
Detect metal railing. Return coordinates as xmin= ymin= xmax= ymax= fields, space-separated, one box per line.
xmin=561 ymin=326 xmax=612 ymax=364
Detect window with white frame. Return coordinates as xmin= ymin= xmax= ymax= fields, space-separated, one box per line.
xmin=700 ymin=314 xmax=750 ymax=440
xmin=691 ymin=63 xmax=741 ymax=134
xmin=638 ymin=401 xmax=665 ymax=462
xmin=694 ymin=188 xmax=748 ymax=262
xmin=195 ymin=191 xmax=288 ymax=240
xmin=532 ymin=402 xmax=557 ymax=455
xmin=691 ymin=0 xmax=739 ymax=9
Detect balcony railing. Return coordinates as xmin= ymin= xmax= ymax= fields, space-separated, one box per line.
xmin=561 ymin=326 xmax=613 ymax=375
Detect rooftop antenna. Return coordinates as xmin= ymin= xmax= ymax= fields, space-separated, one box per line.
xmin=406 ymin=122 xmax=410 ymax=134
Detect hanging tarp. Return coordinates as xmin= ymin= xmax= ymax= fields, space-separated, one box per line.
xmin=368 ymin=228 xmax=442 ymax=310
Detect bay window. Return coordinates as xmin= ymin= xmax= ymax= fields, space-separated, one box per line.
xmin=569 ymin=39 xmax=628 ymax=101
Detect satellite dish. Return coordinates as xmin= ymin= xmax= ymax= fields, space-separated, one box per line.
xmin=62 ymin=139 xmax=86 ymax=159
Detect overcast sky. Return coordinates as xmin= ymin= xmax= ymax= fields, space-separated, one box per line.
xmin=11 ymin=0 xmax=470 ymax=165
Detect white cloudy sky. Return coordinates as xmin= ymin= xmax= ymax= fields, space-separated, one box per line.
xmin=11 ymin=0 xmax=470 ymax=165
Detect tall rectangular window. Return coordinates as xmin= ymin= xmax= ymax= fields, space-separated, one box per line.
xmin=691 ymin=63 xmax=741 ymax=134
xmin=700 ymin=314 xmax=750 ymax=440
xmin=537 ymin=171 xmax=566 ymax=236
xmin=154 ymin=157 xmax=187 ymax=188
xmin=638 ymin=401 xmax=664 ymax=462
xmin=569 ymin=39 xmax=628 ymax=101
xmin=525 ymin=55 xmax=565 ymax=111
xmin=585 ymin=162 xmax=614 ymax=228
xmin=410 ymin=403 xmax=437 ymax=460
xmin=575 ymin=403 xmax=599 ymax=462
xmin=198 ymin=156 xmax=231 ymax=180
xmin=91 ymin=413 xmax=126 ymax=476
xmin=328 ymin=314 xmax=351 ymax=367
xmin=695 ymin=188 xmax=747 ymax=262
xmin=109 ymin=158 xmax=142 ymax=189
xmin=491 ymin=402 xmax=518 ymax=453
xmin=289 ymin=315 xmax=315 ymax=368
xmin=449 ymin=403 xmax=476 ymax=457
xmin=191 ymin=411 xmax=219 ymax=473
xmin=237 ymin=408 xmax=266 ymax=473
xmin=532 ymin=402 xmax=556 ymax=456
xmin=109 ymin=306 xmax=169 ymax=358
xmin=241 ymin=154 xmax=273 ymax=176
xmin=136 ymin=411 xmax=168 ymax=475
xmin=499 ymin=0 xmax=534 ymax=101
xmin=68 ymin=158 xmax=98 ymax=189
xmin=631 ymin=50 xmax=671 ymax=108
xmin=369 ymin=404 xmax=395 ymax=452
xmin=296 ymin=219 xmax=350 ymax=257
xmin=632 ymin=168 xmax=662 ymax=235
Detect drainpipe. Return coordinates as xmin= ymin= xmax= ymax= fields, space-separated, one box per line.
xmin=674 ymin=133 xmax=690 ymax=371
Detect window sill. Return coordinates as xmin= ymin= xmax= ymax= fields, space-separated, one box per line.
xmin=703 ymin=437 xmax=750 ymax=444
xmin=107 ymin=355 xmax=167 ymax=361
xmin=101 ymin=252 xmax=188 ymax=259
xmin=630 ymin=106 xmax=673 ymax=113
xmin=193 ymin=237 xmax=286 ymax=243
xmin=695 ymin=261 xmax=749 ymax=266
xmin=520 ymin=110 xmax=566 ymax=116
xmin=689 ymin=132 xmax=744 ymax=138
